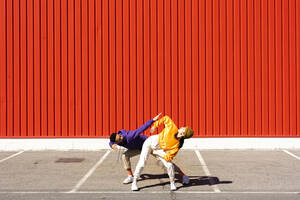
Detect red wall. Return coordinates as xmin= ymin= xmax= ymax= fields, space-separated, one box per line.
xmin=0 ymin=0 xmax=299 ymax=138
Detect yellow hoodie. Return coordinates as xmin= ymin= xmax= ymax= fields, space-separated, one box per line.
xmin=152 ymin=116 xmax=180 ymax=162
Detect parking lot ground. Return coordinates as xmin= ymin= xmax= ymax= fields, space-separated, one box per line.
xmin=201 ymin=150 xmax=300 ymax=192
xmin=0 ymin=151 xmax=106 ymax=191
xmin=0 ymin=150 xmax=299 ymax=200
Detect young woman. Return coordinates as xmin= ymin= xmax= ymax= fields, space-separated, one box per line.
xmin=131 ymin=115 xmax=194 ymax=191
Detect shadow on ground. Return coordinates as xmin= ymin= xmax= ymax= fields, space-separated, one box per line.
xmin=138 ymin=174 xmax=232 ymax=190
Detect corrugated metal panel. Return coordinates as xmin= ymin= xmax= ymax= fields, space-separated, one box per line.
xmin=0 ymin=0 xmax=299 ymax=138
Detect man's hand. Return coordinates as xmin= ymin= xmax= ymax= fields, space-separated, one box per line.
xmin=153 ymin=113 xmax=162 ymax=121
xmin=150 ymin=127 xmax=156 ymax=133
xmin=111 ymin=144 xmax=118 ymax=151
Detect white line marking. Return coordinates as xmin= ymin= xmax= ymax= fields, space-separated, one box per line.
xmin=0 ymin=191 xmax=298 ymax=194
xmin=195 ymin=150 xmax=221 ymax=193
xmin=283 ymin=150 xmax=300 ymax=160
xmin=68 ymin=150 xmax=111 ymax=193
xmin=0 ymin=151 xmax=25 ymax=163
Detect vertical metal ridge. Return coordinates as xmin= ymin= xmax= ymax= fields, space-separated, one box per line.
xmin=101 ymin=0 xmax=103 ymax=136
xmin=183 ymin=0 xmax=186 ymax=125
xmin=53 ymin=0 xmax=56 ymax=136
xmin=204 ymin=0 xmax=207 ymax=135
xmin=287 ymin=0 xmax=290 ymax=135
xmin=142 ymin=0 xmax=144 ymax=123
xmin=25 ymin=0 xmax=28 ymax=137
xmin=169 ymin=0 xmax=172 ymax=117
xmin=39 ymin=0 xmax=41 ymax=137
xmin=239 ymin=0 xmax=242 ymax=136
xmin=114 ymin=0 xmax=117 ymax=132
xmin=5 ymin=0 xmax=8 ymax=136
xmin=274 ymin=0 xmax=277 ymax=135
xmin=12 ymin=0 xmax=14 ymax=137
xmin=46 ymin=0 xmax=49 ymax=136
xmin=252 ymin=0 xmax=255 ymax=136
xmin=267 ymin=0 xmax=270 ymax=136
xmin=108 ymin=0 xmax=110 ymax=133
xmin=67 ymin=0 xmax=69 ymax=136
xmin=246 ymin=0 xmax=248 ymax=136
xmin=259 ymin=2 xmax=263 ymax=136
xmin=218 ymin=0 xmax=221 ymax=136
xmin=281 ymin=0 xmax=283 ymax=136
xmin=177 ymin=0 xmax=179 ymax=130
xmin=156 ymin=0 xmax=159 ymax=125
xmin=296 ymin=0 xmax=298 ymax=135
xmin=87 ymin=0 xmax=90 ymax=136
xmin=211 ymin=0 xmax=214 ymax=135
xmin=149 ymin=0 xmax=151 ymax=121
xmin=19 ymin=0 xmax=21 ymax=137
xmin=73 ymin=0 xmax=76 ymax=136
xmin=163 ymin=0 xmax=165 ymax=116
xmin=80 ymin=0 xmax=83 ymax=136
xmin=225 ymin=0 xmax=227 ymax=136
xmin=135 ymin=0 xmax=137 ymax=128
xmin=189 ymin=0 xmax=191 ymax=128
xmin=121 ymin=0 xmax=124 ymax=129
xmin=128 ymin=0 xmax=131 ymax=130
xmin=231 ymin=0 xmax=234 ymax=136
xmin=197 ymin=0 xmax=199 ymax=135
xmin=94 ymin=0 xmax=96 ymax=135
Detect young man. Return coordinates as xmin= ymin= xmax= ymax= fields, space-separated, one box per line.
xmin=131 ymin=115 xmax=194 ymax=191
xmin=109 ymin=113 xmax=190 ymax=185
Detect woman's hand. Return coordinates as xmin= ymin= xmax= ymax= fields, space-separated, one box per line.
xmin=153 ymin=113 xmax=162 ymax=121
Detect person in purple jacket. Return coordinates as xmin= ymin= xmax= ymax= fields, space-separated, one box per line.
xmin=109 ymin=113 xmax=162 ymax=184
xmin=109 ymin=113 xmax=189 ymax=185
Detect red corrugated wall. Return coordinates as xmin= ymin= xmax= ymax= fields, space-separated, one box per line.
xmin=0 ymin=0 xmax=299 ymax=138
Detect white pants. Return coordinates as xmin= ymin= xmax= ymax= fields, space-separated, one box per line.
xmin=133 ymin=135 xmax=175 ymax=182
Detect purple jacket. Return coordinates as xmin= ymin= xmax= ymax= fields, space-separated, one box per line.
xmin=109 ymin=119 xmax=154 ymax=150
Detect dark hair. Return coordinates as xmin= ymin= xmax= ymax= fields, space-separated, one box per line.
xmin=110 ymin=133 xmax=117 ymax=142
xmin=174 ymin=133 xmax=185 ymax=148
xmin=178 ymin=137 xmax=184 ymax=149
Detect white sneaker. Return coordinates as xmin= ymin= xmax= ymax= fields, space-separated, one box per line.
xmin=182 ymin=175 xmax=189 ymax=184
xmin=170 ymin=182 xmax=177 ymax=191
xmin=123 ymin=175 xmax=133 ymax=184
xmin=131 ymin=180 xmax=138 ymax=191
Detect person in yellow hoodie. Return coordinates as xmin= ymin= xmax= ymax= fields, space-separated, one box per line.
xmin=131 ymin=115 xmax=194 ymax=191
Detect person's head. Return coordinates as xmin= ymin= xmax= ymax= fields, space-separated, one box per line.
xmin=177 ymin=127 xmax=194 ymax=139
xmin=110 ymin=132 xmax=125 ymax=144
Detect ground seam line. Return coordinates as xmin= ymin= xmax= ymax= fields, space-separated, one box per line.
xmin=195 ymin=150 xmax=221 ymax=193
xmin=0 ymin=191 xmax=299 ymax=194
xmin=282 ymin=150 xmax=300 ymax=160
xmin=68 ymin=150 xmax=111 ymax=193
xmin=0 ymin=151 xmax=25 ymax=163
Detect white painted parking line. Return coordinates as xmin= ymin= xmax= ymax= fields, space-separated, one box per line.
xmin=68 ymin=150 xmax=111 ymax=193
xmin=195 ymin=150 xmax=221 ymax=193
xmin=0 ymin=151 xmax=25 ymax=163
xmin=283 ymin=150 xmax=300 ymax=160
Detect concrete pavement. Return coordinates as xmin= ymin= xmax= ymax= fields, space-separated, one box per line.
xmin=0 ymin=149 xmax=299 ymax=199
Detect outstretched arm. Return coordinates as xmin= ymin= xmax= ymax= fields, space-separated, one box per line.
xmin=130 ymin=113 xmax=162 ymax=139
xmin=134 ymin=119 xmax=155 ymax=134
xmin=150 ymin=115 xmax=175 ymax=133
